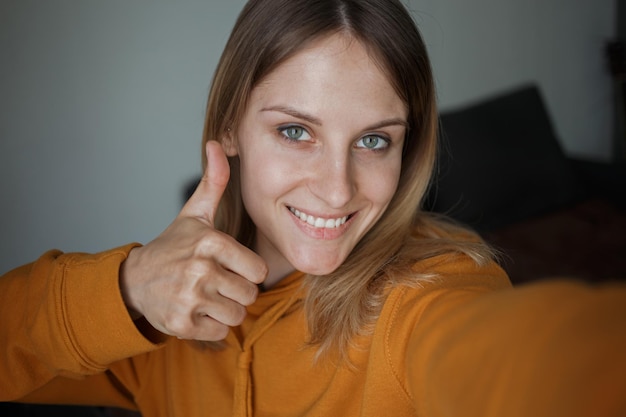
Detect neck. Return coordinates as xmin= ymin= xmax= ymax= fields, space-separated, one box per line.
xmin=254 ymin=237 xmax=296 ymax=290
xmin=262 ymin=261 xmax=296 ymax=290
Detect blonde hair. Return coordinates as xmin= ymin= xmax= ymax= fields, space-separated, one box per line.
xmin=201 ymin=0 xmax=495 ymax=359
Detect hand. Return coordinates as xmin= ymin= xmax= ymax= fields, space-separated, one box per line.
xmin=120 ymin=141 xmax=268 ymax=341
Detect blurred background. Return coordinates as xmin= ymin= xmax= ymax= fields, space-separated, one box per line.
xmin=0 ymin=0 xmax=619 ymax=274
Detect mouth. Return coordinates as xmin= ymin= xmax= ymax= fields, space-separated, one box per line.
xmin=288 ymin=206 xmax=353 ymax=229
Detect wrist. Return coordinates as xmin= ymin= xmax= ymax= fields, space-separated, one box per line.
xmin=119 ymin=247 xmax=144 ymax=321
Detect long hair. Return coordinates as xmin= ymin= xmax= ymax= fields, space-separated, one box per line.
xmin=202 ymin=0 xmax=494 ymax=359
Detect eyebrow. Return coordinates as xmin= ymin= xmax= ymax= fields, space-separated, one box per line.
xmin=260 ymin=105 xmax=408 ymax=130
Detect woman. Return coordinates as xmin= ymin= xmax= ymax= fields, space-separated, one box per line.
xmin=1 ymin=0 xmax=624 ymax=416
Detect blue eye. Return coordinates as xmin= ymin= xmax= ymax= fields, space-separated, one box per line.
xmin=357 ymin=135 xmax=389 ymax=150
xmin=279 ymin=125 xmax=311 ymax=141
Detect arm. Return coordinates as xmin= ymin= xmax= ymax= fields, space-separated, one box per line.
xmin=404 ymin=279 xmax=626 ymax=417
xmin=1 ymin=142 xmax=267 ymax=405
xmin=0 ymin=245 xmax=161 ymax=403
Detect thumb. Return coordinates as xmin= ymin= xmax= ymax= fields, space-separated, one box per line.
xmin=180 ymin=140 xmax=230 ymax=224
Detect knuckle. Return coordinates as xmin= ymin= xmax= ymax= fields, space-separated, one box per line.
xmin=254 ymin=261 xmax=269 ymax=284
xmin=198 ymin=231 xmax=230 ymax=257
xmin=231 ymin=304 xmax=247 ymax=325
xmin=241 ymin=283 xmax=259 ymax=306
xmin=197 ymin=316 xmax=229 ymax=341
xmin=164 ymin=315 xmax=193 ymax=337
xmin=183 ymin=258 xmax=212 ymax=280
xmin=261 ymin=261 xmax=269 ymax=277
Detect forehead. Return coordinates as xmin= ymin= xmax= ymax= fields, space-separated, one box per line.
xmin=248 ymin=33 xmax=407 ymax=120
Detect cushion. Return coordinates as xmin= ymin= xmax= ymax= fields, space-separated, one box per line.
xmin=426 ymin=84 xmax=582 ymax=231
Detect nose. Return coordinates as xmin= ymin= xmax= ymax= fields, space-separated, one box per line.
xmin=308 ymin=147 xmax=356 ymax=209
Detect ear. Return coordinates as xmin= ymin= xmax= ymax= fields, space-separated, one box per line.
xmin=221 ymin=127 xmax=239 ymax=156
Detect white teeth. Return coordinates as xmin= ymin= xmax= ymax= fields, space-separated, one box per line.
xmin=289 ymin=207 xmax=349 ymax=229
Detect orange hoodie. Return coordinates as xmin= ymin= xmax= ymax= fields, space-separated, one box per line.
xmin=1 ymin=244 xmax=625 ymax=417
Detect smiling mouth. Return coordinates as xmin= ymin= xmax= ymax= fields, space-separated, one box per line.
xmin=288 ymin=207 xmax=352 ymax=229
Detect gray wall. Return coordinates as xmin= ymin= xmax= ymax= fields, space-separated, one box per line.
xmin=0 ymin=0 xmax=615 ymax=273
xmin=417 ymin=0 xmax=615 ymax=160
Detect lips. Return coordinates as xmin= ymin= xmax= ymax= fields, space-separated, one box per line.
xmin=288 ymin=207 xmax=349 ymax=229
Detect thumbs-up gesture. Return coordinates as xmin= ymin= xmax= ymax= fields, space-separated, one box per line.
xmin=120 ymin=141 xmax=268 ymax=341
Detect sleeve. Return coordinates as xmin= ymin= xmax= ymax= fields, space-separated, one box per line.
xmin=402 ymin=277 xmax=626 ymax=417
xmin=0 ymin=244 xmax=164 ymax=406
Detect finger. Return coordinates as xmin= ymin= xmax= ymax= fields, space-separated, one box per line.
xmin=196 ymin=296 xmax=248 ymax=327
xmin=187 ymin=315 xmax=230 ymax=341
xmin=180 ymin=140 xmax=230 ymax=224
xmin=196 ymin=231 xmax=268 ymax=285
xmin=205 ymin=268 xmax=259 ymax=306
xmin=154 ymin=303 xmax=233 ymax=341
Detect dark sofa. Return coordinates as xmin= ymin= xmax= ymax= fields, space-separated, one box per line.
xmin=426 ymin=84 xmax=626 ymax=284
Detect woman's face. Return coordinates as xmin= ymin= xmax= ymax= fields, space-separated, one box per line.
xmin=227 ymin=34 xmax=407 ymax=282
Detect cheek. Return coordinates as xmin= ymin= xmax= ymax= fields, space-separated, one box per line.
xmin=238 ymin=149 xmax=293 ymax=210
xmin=360 ymin=161 xmax=402 ymax=207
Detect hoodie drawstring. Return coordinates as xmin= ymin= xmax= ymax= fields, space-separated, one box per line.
xmin=232 ymin=291 xmax=302 ymax=417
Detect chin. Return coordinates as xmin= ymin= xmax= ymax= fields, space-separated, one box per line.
xmin=299 ymin=266 xmax=339 ymax=276
xmin=289 ymin=254 xmax=346 ymax=276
